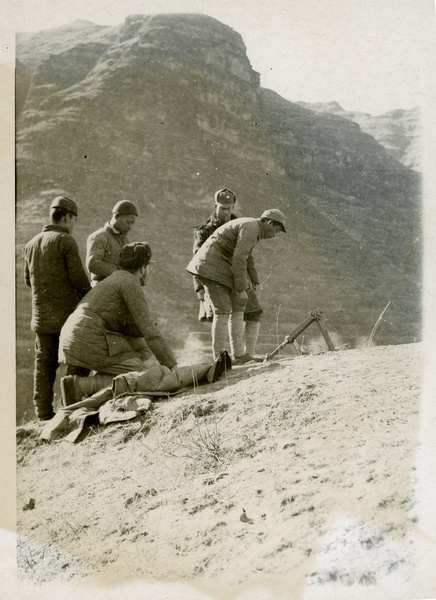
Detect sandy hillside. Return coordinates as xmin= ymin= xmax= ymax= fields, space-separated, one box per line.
xmin=12 ymin=342 xmax=436 ymax=599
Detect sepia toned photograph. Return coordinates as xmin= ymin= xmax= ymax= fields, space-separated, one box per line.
xmin=2 ymin=0 xmax=436 ymax=598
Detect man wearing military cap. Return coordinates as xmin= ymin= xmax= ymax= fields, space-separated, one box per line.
xmin=86 ymin=200 xmax=139 ymax=286
xmin=23 ymin=195 xmax=91 ymax=420
xmin=192 ymin=188 xmax=264 ymax=358
xmin=187 ymin=208 xmax=286 ymax=364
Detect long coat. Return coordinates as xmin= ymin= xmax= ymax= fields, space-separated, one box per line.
xmin=59 ymin=270 xmax=176 ymax=371
xmin=186 ymin=217 xmax=264 ymax=292
xmin=24 ymin=225 xmax=91 ymax=334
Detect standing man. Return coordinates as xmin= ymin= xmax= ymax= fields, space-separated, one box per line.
xmin=192 ymin=189 xmax=263 ymax=356
xmin=86 ymin=200 xmax=138 ymax=286
xmin=24 ymin=196 xmax=91 ymax=420
xmin=186 ymin=209 xmax=286 ymax=364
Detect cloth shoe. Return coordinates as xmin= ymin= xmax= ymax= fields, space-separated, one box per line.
xmin=207 ymin=351 xmax=232 ymax=383
xmin=38 ymin=412 xmax=55 ymax=422
xmin=61 ymin=373 xmax=113 ymax=407
xmin=232 ymin=353 xmax=262 ymax=365
xmin=60 ymin=375 xmax=76 ymax=407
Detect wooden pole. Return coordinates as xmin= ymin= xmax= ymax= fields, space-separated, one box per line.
xmin=264 ymin=309 xmax=336 ymax=361
xmin=315 ymin=315 xmax=336 ymax=351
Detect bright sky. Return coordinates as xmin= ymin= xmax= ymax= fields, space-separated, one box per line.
xmin=2 ymin=0 xmax=435 ymax=115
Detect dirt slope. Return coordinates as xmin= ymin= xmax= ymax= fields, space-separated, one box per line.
xmin=14 ymin=342 xmax=436 ymax=599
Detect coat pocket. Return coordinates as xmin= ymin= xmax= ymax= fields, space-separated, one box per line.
xmin=105 ymin=331 xmax=131 ymax=356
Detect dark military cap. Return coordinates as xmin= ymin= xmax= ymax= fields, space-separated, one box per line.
xmin=260 ymin=208 xmax=287 ymax=232
xmin=112 ymin=200 xmax=139 ymax=217
xmin=50 ymin=196 xmax=78 ymax=216
xmin=214 ymin=188 xmax=236 ymax=206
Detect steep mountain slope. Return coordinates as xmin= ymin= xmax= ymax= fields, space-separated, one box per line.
xmin=15 ymin=14 xmax=422 ymax=421
xmin=297 ymin=101 xmax=422 ymax=172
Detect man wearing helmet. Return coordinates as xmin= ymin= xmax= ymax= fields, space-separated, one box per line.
xmin=86 ymin=200 xmax=139 ymax=286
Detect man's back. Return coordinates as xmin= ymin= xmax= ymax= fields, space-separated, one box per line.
xmin=187 ymin=217 xmax=261 ymax=292
xmin=24 ymin=225 xmax=90 ymax=333
xmin=202 ymin=217 xmax=260 ymax=255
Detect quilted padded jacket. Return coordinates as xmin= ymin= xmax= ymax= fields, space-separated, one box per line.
xmin=59 ymin=270 xmax=176 ymax=371
xmin=86 ymin=222 xmax=130 ymax=286
xmin=24 ymin=225 xmax=91 ymax=333
xmin=186 ymin=217 xmax=262 ymax=292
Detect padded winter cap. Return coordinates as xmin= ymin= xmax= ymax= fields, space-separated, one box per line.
xmin=112 ymin=200 xmax=139 ymax=217
xmin=50 ymin=196 xmax=78 ymax=216
xmin=214 ymin=188 xmax=236 ymax=206
xmin=119 ymin=242 xmax=152 ymax=271
xmin=260 ymin=209 xmax=287 ymax=233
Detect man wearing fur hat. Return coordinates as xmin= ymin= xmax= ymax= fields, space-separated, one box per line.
xmin=186 ymin=209 xmax=286 ymax=365
xmin=58 ymin=242 xmax=231 ymax=405
xmin=192 ymin=188 xmax=263 ymax=357
xmin=86 ymin=200 xmax=139 ymax=286
xmin=23 ymin=196 xmax=91 ymax=420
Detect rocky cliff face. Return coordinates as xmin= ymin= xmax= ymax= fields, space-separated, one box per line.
xmin=15 ymin=14 xmax=422 ymax=420
xmin=297 ymin=101 xmax=422 ymax=172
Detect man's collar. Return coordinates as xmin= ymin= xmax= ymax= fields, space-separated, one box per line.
xmin=256 ymin=218 xmax=266 ymax=238
xmin=106 ymin=222 xmax=122 ymax=235
xmin=43 ymin=224 xmax=69 ymax=233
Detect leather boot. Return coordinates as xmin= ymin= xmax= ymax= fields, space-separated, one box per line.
xmin=244 ymin=320 xmax=261 ymax=356
xmin=60 ymin=373 xmax=113 ymax=407
xmin=229 ymin=311 xmax=245 ymax=359
xmin=212 ymin=313 xmax=229 ymax=360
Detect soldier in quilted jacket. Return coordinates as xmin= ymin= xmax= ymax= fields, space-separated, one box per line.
xmin=23 ymin=196 xmax=91 ymax=420
xmin=186 ymin=209 xmax=286 ymax=364
xmin=58 ymin=242 xmax=180 ymax=402
xmin=86 ymin=200 xmax=139 ymax=286
xmin=192 ymin=189 xmax=264 ymax=357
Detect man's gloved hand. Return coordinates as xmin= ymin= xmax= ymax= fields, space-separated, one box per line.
xmin=197 ymin=289 xmax=205 ymax=301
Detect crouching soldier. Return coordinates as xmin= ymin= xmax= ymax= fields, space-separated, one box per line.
xmin=58 ymin=242 xmax=231 ymax=405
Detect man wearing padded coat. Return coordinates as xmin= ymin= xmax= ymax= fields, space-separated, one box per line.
xmin=24 ymin=196 xmax=91 ymax=420
xmin=58 ymin=242 xmax=231 ymax=406
xmin=186 ymin=209 xmax=286 ymax=364
xmin=86 ymin=200 xmax=139 ymax=286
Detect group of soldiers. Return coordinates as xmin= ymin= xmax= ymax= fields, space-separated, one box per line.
xmin=23 ymin=191 xmax=286 ymax=421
